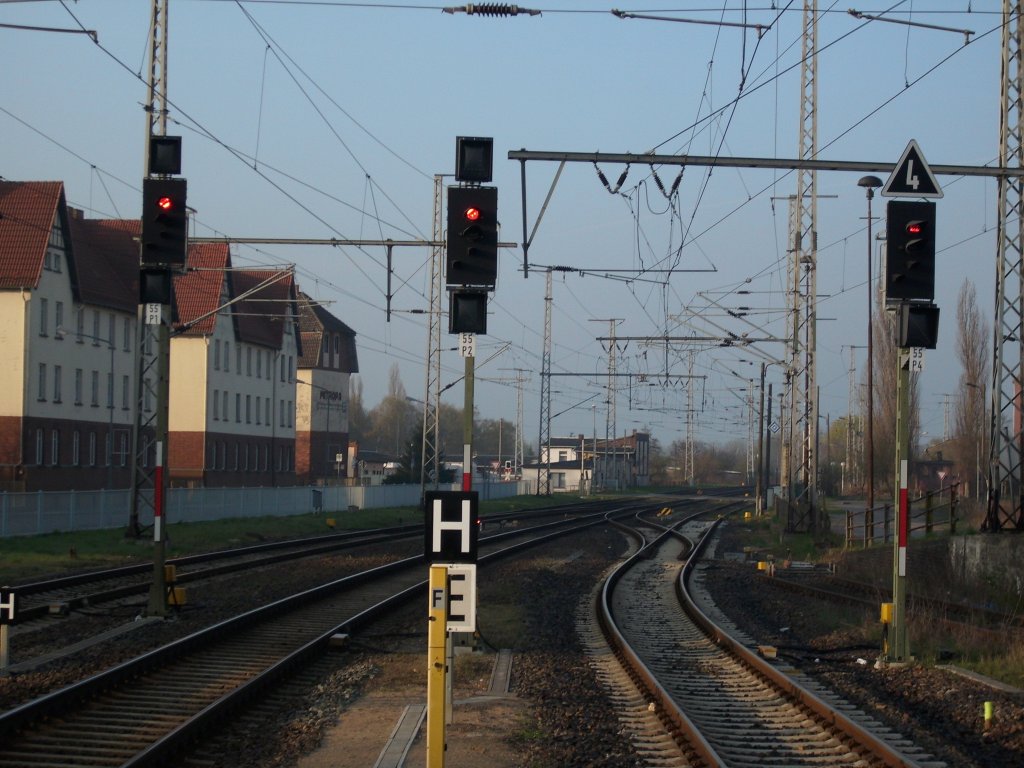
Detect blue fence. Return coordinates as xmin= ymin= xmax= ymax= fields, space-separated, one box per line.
xmin=0 ymin=479 xmax=534 ymax=537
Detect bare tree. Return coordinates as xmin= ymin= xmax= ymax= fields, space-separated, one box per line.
xmin=365 ymin=364 xmax=418 ymax=454
xmin=347 ymin=375 xmax=367 ymax=443
xmin=952 ymin=279 xmax=989 ymax=501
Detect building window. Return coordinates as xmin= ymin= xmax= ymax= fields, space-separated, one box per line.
xmin=234 ymin=443 xmax=239 ymax=471
xmin=92 ymin=310 xmax=101 ymax=344
xmin=75 ymin=306 xmax=84 ymax=341
xmin=280 ymin=357 xmax=286 ymax=382
xmin=119 ymin=433 xmax=128 ymax=466
xmin=72 ymin=431 xmax=80 ymax=466
xmin=243 ymin=444 xmax=249 ymax=471
xmin=55 ymin=301 xmax=64 ymax=335
xmin=223 ymin=391 xmax=229 ymax=421
xmin=280 ymin=400 xmax=285 ymax=427
xmin=49 ymin=220 xmax=64 ymax=249
xmin=74 ymin=368 xmax=83 ymax=405
xmin=214 ymin=339 xmax=221 ymax=370
xmin=213 ymin=389 xmax=219 ymax=420
xmin=108 ymin=314 xmax=115 ymax=350
xmin=88 ymin=432 xmax=96 ymax=466
xmin=256 ymin=350 xmax=262 ymax=378
xmin=38 ymin=363 xmax=47 ymax=401
xmin=246 ymin=347 xmax=252 ymax=376
xmin=39 ymin=298 xmax=48 ymax=336
xmin=224 ymin=342 xmax=230 ymax=372
xmin=236 ymin=345 xmax=242 ymax=374
xmin=245 ymin=394 xmax=251 ymax=423
xmin=53 ymin=365 xmax=62 ymax=403
xmin=105 ymin=433 xmax=112 ymax=467
xmin=235 ymin=393 xmax=241 ymax=423
xmin=35 ymin=429 xmax=43 ymax=465
xmin=265 ymin=399 xmax=270 ymax=425
xmin=50 ymin=429 xmax=59 ymax=467
xmin=91 ymin=370 xmax=100 ymax=406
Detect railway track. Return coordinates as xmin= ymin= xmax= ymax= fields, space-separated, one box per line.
xmin=599 ymin=506 xmax=946 ymax=767
xmin=3 ymin=500 xmax=607 ymax=637
xmin=0 ymin=501 xmax=648 ymax=767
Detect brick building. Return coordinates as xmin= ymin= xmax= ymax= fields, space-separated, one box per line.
xmin=295 ymin=292 xmax=358 ymax=484
xmin=0 ymin=180 xmax=358 ymax=491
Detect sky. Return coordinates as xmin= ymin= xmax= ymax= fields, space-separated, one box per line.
xmin=0 ymin=1 xmax=1008 ymax=459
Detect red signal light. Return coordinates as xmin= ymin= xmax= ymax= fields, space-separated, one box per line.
xmin=156 ymin=196 xmax=174 ymax=212
xmin=906 ymin=222 xmax=922 ymax=235
xmin=464 ymin=206 xmax=481 ymax=222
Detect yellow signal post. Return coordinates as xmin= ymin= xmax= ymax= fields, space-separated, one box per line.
xmin=426 ymin=564 xmax=448 ymax=768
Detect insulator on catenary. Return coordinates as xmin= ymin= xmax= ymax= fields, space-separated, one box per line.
xmin=460 ymin=4 xmax=542 ymax=16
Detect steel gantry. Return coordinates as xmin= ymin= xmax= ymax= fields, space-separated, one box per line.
xmin=787 ymin=0 xmax=820 ymax=533
xmin=421 ymin=175 xmax=445 ymax=494
xmin=131 ymin=0 xmax=173 ymax=617
xmin=987 ymin=1 xmax=1024 ymax=531
xmin=537 ymin=268 xmax=553 ymax=495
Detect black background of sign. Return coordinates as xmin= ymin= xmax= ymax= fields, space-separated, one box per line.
xmin=424 ymin=491 xmax=479 ymax=564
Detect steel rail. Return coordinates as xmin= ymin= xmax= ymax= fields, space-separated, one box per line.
xmin=0 ymin=502 xmax=645 ymax=766
xmin=678 ymin=519 xmax=926 ymax=767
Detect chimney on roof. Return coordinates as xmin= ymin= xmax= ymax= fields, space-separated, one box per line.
xmin=68 ymin=207 xmax=83 ymax=220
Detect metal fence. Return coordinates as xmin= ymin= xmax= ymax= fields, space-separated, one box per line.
xmin=0 ymin=478 xmax=534 ymax=538
xmin=844 ymin=482 xmax=960 ymax=548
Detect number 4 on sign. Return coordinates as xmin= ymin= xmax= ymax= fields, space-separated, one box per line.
xmin=910 ymin=348 xmax=925 ymax=373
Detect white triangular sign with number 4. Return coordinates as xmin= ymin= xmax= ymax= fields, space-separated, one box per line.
xmin=881 ymin=139 xmax=943 ymax=198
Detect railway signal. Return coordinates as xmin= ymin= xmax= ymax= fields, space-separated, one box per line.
xmin=141 ymin=177 xmax=188 ymax=267
xmin=446 ymin=185 xmax=498 ymax=287
xmin=885 ymin=200 xmax=935 ymax=303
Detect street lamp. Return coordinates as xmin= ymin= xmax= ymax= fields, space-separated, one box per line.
xmin=56 ymin=326 xmax=116 ymax=488
xmin=858 ymin=175 xmax=883 ymax=535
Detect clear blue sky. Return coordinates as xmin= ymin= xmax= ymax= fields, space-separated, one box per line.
xmin=0 ymin=1 xmax=1006 ymax=456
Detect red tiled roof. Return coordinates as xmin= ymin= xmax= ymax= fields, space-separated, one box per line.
xmin=297 ymin=292 xmax=358 ymax=372
xmin=173 ymin=243 xmax=231 ymax=337
xmin=232 ymin=269 xmax=300 ymax=353
xmin=0 ymin=181 xmax=62 ymax=290
xmin=67 ymin=215 xmax=139 ymax=313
